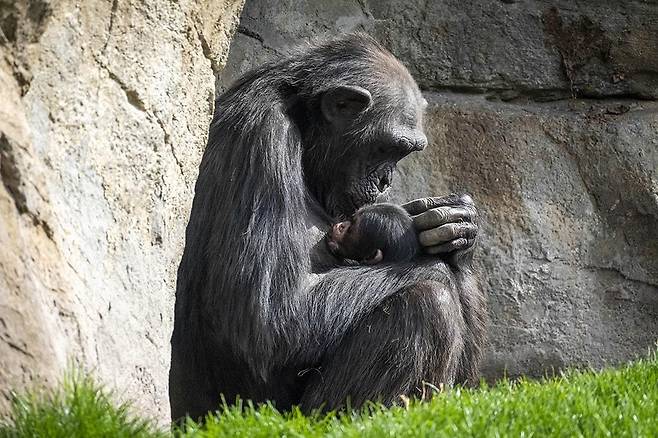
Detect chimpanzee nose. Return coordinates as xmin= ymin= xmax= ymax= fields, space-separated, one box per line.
xmin=397 ymin=132 xmax=428 ymax=155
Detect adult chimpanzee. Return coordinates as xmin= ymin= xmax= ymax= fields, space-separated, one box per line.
xmin=169 ymin=34 xmax=485 ymax=421
xmin=325 ymin=203 xmax=419 ymax=265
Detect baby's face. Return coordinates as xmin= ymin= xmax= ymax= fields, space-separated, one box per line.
xmin=325 ymin=213 xmax=364 ymax=260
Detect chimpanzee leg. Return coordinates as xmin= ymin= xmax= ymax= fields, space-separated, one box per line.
xmin=300 ymin=281 xmax=465 ymax=411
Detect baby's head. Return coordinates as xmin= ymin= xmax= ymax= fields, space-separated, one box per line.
xmin=325 ymin=203 xmax=419 ymax=264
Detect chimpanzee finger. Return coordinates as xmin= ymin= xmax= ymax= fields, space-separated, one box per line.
xmin=413 ymin=206 xmax=474 ymax=231
xmin=418 ymin=222 xmax=477 ymax=247
xmin=459 ymin=193 xmax=474 ymax=205
xmin=402 ymin=193 xmax=467 ymax=215
xmin=424 ymin=238 xmax=469 ymax=255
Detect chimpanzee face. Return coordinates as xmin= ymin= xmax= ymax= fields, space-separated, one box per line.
xmin=301 ymin=63 xmax=428 ymax=219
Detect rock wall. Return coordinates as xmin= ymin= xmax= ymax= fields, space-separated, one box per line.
xmin=221 ymin=0 xmax=658 ymax=378
xmin=0 ymin=0 xmax=244 ymax=422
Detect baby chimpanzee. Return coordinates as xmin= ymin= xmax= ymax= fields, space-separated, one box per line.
xmin=326 ymin=203 xmax=419 ymax=265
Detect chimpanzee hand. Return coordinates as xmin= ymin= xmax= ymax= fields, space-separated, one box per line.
xmin=402 ymin=194 xmax=479 ymax=267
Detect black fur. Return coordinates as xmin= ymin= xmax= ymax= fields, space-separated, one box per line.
xmin=328 ymin=203 xmax=419 ymax=263
xmin=169 ymin=34 xmax=486 ymax=421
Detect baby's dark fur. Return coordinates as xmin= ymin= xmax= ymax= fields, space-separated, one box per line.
xmin=326 ymin=203 xmax=419 ymax=264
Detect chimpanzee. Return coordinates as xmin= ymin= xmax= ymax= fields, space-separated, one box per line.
xmin=169 ymin=33 xmax=486 ymax=421
xmin=326 ymin=203 xmax=419 ymax=265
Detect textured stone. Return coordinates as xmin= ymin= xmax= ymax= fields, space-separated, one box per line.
xmin=0 ymin=0 xmax=244 ymax=422
xmin=220 ymin=0 xmax=658 ymax=379
xmin=221 ymin=0 xmax=658 ymax=99
xmin=390 ymin=94 xmax=658 ymax=378
xmin=370 ymin=0 xmax=658 ymax=99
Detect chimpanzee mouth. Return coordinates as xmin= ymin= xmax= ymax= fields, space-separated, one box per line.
xmin=324 ymin=234 xmax=343 ymax=258
xmin=373 ymin=164 xmax=395 ymax=194
xmin=376 ymin=173 xmax=391 ymax=193
xmin=354 ymin=165 xmax=395 ymax=206
xmin=336 ymin=165 xmax=396 ymax=217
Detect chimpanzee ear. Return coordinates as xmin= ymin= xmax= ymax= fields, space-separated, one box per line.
xmin=321 ymin=85 xmax=372 ymax=126
xmin=363 ymin=249 xmax=384 ymax=265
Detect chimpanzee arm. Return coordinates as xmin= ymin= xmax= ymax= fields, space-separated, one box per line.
xmin=402 ymin=194 xmax=479 ymax=267
xmin=290 ymin=259 xmax=455 ymax=362
xmin=402 ymin=194 xmax=486 ymax=384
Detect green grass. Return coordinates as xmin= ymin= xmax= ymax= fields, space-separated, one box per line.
xmin=0 ymin=372 xmax=166 ymax=438
xmin=2 ymin=352 xmax=657 ymax=437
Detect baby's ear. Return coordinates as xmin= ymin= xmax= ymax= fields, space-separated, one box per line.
xmin=363 ymin=249 xmax=383 ymax=265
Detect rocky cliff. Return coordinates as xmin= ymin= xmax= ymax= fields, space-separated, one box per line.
xmin=0 ymin=0 xmax=244 ymax=422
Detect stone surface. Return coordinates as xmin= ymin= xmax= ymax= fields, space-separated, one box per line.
xmin=221 ymin=0 xmax=658 ymax=99
xmin=391 ymin=94 xmax=658 ymax=378
xmin=370 ymin=0 xmax=658 ymax=99
xmin=0 ymin=0 xmax=244 ymax=422
xmin=220 ymin=0 xmax=658 ymax=378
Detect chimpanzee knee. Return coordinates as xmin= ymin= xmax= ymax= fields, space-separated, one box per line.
xmin=300 ymin=281 xmax=465 ymax=411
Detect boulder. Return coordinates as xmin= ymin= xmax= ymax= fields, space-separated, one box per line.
xmin=0 ymin=0 xmax=244 ymax=422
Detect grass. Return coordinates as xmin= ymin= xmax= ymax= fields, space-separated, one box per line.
xmin=0 ymin=372 xmax=166 ymax=438
xmin=1 ymin=352 xmax=656 ymax=437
